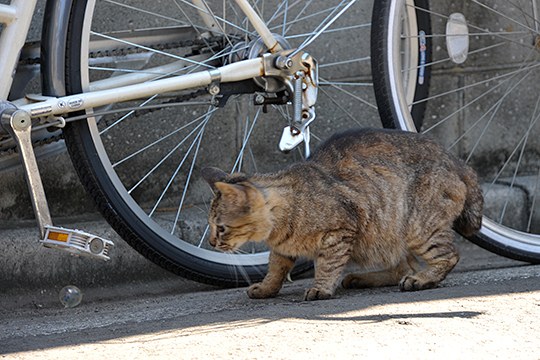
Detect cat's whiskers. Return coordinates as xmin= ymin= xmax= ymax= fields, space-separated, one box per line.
xmin=234 ymin=249 xmax=268 ymax=280
xmin=230 ymin=248 xmax=249 ymax=254
xmin=225 ymin=253 xmax=254 ymax=285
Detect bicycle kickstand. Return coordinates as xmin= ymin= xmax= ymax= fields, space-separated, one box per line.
xmin=0 ymin=102 xmax=114 ymax=261
xmin=277 ymin=56 xmax=318 ymax=159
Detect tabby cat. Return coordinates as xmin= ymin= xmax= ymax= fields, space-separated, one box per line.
xmin=202 ymin=128 xmax=483 ymax=301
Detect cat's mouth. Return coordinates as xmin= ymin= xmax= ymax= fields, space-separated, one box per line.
xmin=213 ymin=239 xmax=249 ymax=253
xmin=216 ymin=244 xmax=234 ymax=253
xmin=211 ymin=239 xmax=238 ymax=253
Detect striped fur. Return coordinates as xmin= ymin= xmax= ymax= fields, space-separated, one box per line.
xmin=202 ymin=128 xmax=483 ymax=300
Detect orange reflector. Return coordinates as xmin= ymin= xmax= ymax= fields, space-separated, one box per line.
xmin=47 ymin=231 xmax=69 ymax=242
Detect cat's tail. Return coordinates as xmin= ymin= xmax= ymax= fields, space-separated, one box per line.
xmin=454 ymin=167 xmax=484 ymax=237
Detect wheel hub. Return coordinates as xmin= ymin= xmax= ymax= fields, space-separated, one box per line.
xmin=227 ymin=34 xmax=293 ymax=93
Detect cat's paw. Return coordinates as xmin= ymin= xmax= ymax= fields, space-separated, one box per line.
xmin=304 ymin=287 xmax=333 ymax=301
xmin=399 ymin=275 xmax=437 ymax=291
xmin=247 ymin=283 xmax=278 ymax=299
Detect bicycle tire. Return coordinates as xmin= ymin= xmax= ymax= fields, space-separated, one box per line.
xmin=371 ymin=0 xmax=540 ymax=263
xmin=371 ymin=0 xmax=431 ymax=131
xmin=42 ymin=0 xmax=379 ymax=285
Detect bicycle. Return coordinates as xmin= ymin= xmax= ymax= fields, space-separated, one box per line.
xmin=0 ymin=0 xmax=538 ymax=289
xmin=1 ymin=0 xmax=379 ymax=286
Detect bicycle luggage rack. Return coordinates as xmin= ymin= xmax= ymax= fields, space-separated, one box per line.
xmin=1 ymin=101 xmax=114 ymax=261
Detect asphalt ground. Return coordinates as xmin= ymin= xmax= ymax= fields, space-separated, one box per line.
xmin=1 ymin=224 xmax=539 ymax=359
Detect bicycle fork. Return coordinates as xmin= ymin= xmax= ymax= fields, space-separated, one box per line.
xmin=0 ymin=102 xmax=114 ymax=261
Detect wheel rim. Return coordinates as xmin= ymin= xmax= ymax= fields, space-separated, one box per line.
xmin=387 ymin=0 xmax=540 ymax=253
xmin=74 ymin=0 xmax=378 ymax=267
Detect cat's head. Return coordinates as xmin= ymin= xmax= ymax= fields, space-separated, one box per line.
xmin=202 ymin=167 xmax=272 ymax=252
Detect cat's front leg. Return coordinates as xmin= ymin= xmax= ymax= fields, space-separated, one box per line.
xmin=247 ymin=251 xmax=295 ymax=299
xmin=305 ymin=234 xmax=352 ymax=301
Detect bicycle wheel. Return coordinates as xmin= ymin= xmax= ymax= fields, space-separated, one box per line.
xmin=42 ymin=0 xmax=379 ymax=286
xmin=372 ymin=0 xmax=540 ymax=263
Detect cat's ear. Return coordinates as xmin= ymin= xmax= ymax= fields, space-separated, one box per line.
xmin=201 ymin=167 xmax=228 ymax=190
xmin=214 ymin=182 xmax=249 ymax=206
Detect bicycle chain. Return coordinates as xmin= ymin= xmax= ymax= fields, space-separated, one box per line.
xmin=18 ymin=36 xmax=223 ymax=65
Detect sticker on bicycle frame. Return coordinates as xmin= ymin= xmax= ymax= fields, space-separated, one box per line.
xmin=68 ymin=98 xmax=84 ymax=109
xmin=418 ymin=30 xmax=427 ymax=86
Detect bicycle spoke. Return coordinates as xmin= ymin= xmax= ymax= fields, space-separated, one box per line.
xmin=127 ymin=116 xmax=210 ymax=194
xmin=533 ymin=0 xmax=540 ymax=33
xmin=265 ymin=0 xmax=302 ymax=26
xmin=112 ymin=109 xmax=217 ymax=167
xmin=88 ymin=66 xmax=166 ymax=76
xmin=232 ymin=106 xmax=262 ymax=173
xmin=507 ymin=0 xmax=540 ymax=31
xmin=282 ymin=0 xmax=314 ymax=35
xmin=492 ymin=114 xmax=540 ymax=222
xmin=319 ymin=86 xmax=362 ymax=125
xmin=319 ymin=56 xmax=370 ymax=69
xmin=197 ymin=225 xmax=210 ymax=248
xmin=469 ymin=0 xmax=539 ymax=34
xmin=448 ymin=69 xmax=532 ymax=154
xmin=292 ymin=0 xmax=357 ymax=56
xmin=421 ymin=41 xmax=540 ymax=135
xmin=281 ymin=0 xmax=289 ymax=37
xmin=99 ymin=96 xmax=157 ymax=135
xmin=486 ymin=111 xmax=540 ymax=193
xmin=269 ymin=5 xmax=335 ymax=34
xmin=499 ymin=94 xmax=540 ymax=224
xmin=411 ymin=61 xmax=540 ymax=107
xmin=149 ymin=118 xmax=210 ymax=217
xmin=320 ymin=81 xmax=372 ymax=86
xmin=322 ymin=80 xmax=377 ymax=110
xmin=186 ymin=0 xmax=235 ymax=48
xmin=172 ymin=121 xmax=208 ymax=235
xmin=286 ymin=23 xmax=371 ymax=40
xmin=176 ymin=0 xmax=256 ymax=38
xmin=173 ymin=0 xmax=217 ymax=55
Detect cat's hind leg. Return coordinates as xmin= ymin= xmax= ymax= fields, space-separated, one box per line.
xmin=400 ymin=229 xmax=459 ymax=291
xmin=342 ymin=256 xmax=416 ymax=289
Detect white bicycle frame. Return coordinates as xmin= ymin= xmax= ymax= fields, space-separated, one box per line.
xmin=0 ymin=0 xmax=285 ymax=118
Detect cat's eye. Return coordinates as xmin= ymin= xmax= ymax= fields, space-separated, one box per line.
xmin=217 ymin=225 xmax=226 ymax=234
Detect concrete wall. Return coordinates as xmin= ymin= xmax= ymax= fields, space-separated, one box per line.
xmin=0 ymin=0 xmax=538 ymax=233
